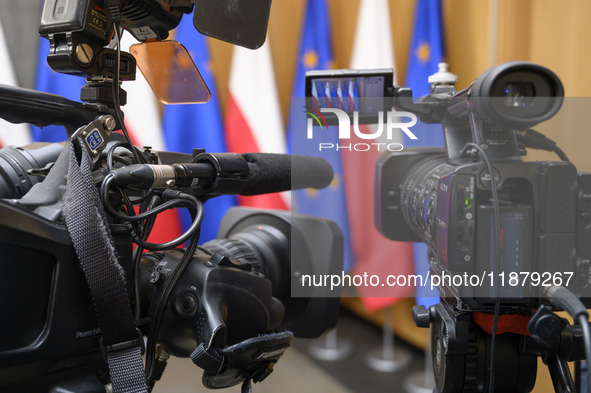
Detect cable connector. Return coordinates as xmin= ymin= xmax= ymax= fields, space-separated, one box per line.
xmin=515 ymin=129 xmax=556 ymax=151
xmin=545 ymin=285 xmax=589 ymax=321
xmin=459 ymin=144 xmax=479 ymax=161
xmin=162 ymin=189 xmax=183 ymax=201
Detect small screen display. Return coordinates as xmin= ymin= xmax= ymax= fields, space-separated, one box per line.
xmin=308 ymin=76 xmax=386 ymax=114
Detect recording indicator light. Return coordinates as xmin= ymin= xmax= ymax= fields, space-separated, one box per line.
xmin=464 ymin=197 xmax=472 ymax=208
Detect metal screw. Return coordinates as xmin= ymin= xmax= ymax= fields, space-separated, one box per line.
xmin=76 ymin=43 xmax=94 ymax=64
xmin=102 ymin=116 xmax=116 ymax=131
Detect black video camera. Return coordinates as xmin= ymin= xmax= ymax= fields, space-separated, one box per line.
xmin=0 ymin=0 xmax=344 ymax=392
xmin=375 ymin=61 xmax=591 ymax=311
xmin=307 ymin=61 xmax=591 ymax=393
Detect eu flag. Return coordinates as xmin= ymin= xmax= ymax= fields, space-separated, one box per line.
xmin=289 ymin=0 xmax=354 ymax=271
xmin=404 ymin=0 xmax=445 ymax=307
xmin=162 ymin=17 xmax=236 ymax=242
xmin=31 ymin=37 xmax=86 ymax=142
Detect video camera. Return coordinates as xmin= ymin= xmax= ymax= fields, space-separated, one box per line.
xmin=308 ymin=62 xmax=591 ymax=392
xmin=0 ymin=1 xmax=344 ymax=392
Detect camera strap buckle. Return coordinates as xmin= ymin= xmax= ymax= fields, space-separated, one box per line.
xmin=71 ymin=115 xmax=116 ymax=163
xmin=100 ymin=328 xmax=145 ymax=362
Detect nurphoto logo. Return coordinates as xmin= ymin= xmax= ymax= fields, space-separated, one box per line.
xmin=305 ymin=106 xmax=419 ymax=152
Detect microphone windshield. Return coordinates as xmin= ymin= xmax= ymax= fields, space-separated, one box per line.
xmin=239 ymin=153 xmax=334 ymax=196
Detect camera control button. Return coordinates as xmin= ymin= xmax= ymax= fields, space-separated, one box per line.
xmin=177 ymin=293 xmax=199 ymax=317
xmin=150 ymin=271 xmax=165 ymax=286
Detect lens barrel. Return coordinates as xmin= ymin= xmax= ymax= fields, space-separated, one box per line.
xmin=0 ymin=144 xmax=63 ymax=199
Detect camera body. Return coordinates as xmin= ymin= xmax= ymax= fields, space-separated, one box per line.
xmin=377 ymin=147 xmax=591 ymax=310
xmin=374 ymin=61 xmax=591 ymax=311
xmin=0 ymin=140 xmax=342 ymax=393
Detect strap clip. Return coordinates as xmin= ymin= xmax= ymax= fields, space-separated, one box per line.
xmin=100 ymin=328 xmax=145 ymax=361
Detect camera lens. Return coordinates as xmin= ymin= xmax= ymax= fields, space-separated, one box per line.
xmin=0 ymin=144 xmax=63 ymax=199
xmin=400 ymin=155 xmax=450 ymax=240
xmin=502 ymin=82 xmax=535 ymax=107
xmin=201 ymin=223 xmax=291 ymax=303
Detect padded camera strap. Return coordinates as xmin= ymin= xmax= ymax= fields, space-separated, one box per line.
xmin=64 ymin=138 xmax=148 ymax=393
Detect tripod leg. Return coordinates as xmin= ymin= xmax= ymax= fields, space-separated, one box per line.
xmin=546 ymin=354 xmax=575 ymax=393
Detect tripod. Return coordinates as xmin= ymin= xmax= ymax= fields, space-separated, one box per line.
xmin=413 ymin=301 xmax=586 ymax=393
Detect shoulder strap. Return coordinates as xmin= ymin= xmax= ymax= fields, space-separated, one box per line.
xmin=64 ymin=138 xmax=148 ymax=393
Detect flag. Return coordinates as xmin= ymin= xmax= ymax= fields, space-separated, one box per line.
xmin=336 ymin=80 xmax=345 ymax=110
xmin=343 ymin=0 xmax=415 ymax=312
xmin=225 ymin=37 xmax=288 ymax=209
xmin=162 ymin=18 xmax=236 ymax=243
xmin=31 ymin=37 xmax=85 ymax=143
xmin=119 ymin=32 xmax=182 ymax=244
xmin=120 ymin=33 xmax=167 ymax=151
xmin=404 ymin=0 xmax=445 ymax=308
xmin=311 ymin=81 xmax=321 ymax=110
xmin=288 ymin=0 xmax=354 ymax=272
xmin=0 ymin=19 xmax=31 ymax=147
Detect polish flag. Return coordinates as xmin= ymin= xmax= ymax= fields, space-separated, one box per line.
xmin=336 ymin=80 xmax=345 ymax=110
xmin=342 ymin=0 xmax=415 ymax=312
xmin=225 ymin=38 xmax=289 ymax=209
xmin=311 ymin=81 xmax=321 ymax=110
xmin=0 ymin=19 xmax=31 ymax=147
xmin=323 ymin=82 xmax=333 ymax=108
xmin=120 ymin=33 xmax=166 ymax=151
xmin=120 ymin=32 xmax=182 ymax=244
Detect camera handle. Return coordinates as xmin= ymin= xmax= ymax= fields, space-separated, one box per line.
xmin=0 ymin=84 xmax=118 ymax=134
xmin=0 ymin=85 xmax=122 ymax=220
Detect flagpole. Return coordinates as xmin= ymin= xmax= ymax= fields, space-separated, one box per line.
xmin=308 ymin=328 xmax=353 ymax=362
xmin=404 ymin=328 xmax=435 ymax=393
xmin=364 ymin=307 xmax=411 ymax=373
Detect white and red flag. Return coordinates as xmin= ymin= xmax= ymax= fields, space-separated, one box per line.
xmin=120 ymin=33 xmax=182 ymax=244
xmin=342 ymin=0 xmax=415 ymax=312
xmin=225 ymin=38 xmax=289 ymax=209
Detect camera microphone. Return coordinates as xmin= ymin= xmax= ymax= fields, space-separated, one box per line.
xmin=239 ymin=153 xmax=334 ymax=195
xmin=108 ymin=153 xmax=334 ymax=195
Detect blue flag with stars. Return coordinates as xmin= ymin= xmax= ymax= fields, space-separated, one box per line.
xmin=289 ymin=0 xmax=354 ymax=272
xmin=31 ymin=37 xmax=85 ymax=142
xmin=162 ymin=17 xmax=236 ymax=242
xmin=404 ymin=0 xmax=445 ymax=307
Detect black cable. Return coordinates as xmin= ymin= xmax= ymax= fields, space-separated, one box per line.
xmin=101 ymin=174 xmax=192 ymax=222
xmin=578 ymin=314 xmax=591 ymax=393
xmin=554 ymin=146 xmax=570 ymax=162
xmin=132 ymin=244 xmax=143 ymax=325
xmin=463 ymin=143 xmax=502 ymax=393
xmin=107 ymin=141 xmax=148 ymax=170
xmin=515 ymin=129 xmax=570 ymax=162
xmin=545 ymin=285 xmax=591 ymax=393
xmin=145 ymin=223 xmax=202 ymax=384
xmin=131 ymin=195 xmax=161 ymax=324
xmin=129 ymin=197 xmax=201 ymax=251
xmin=102 ymin=174 xmax=203 ymax=252
xmin=110 ymin=25 xmax=141 ymax=165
